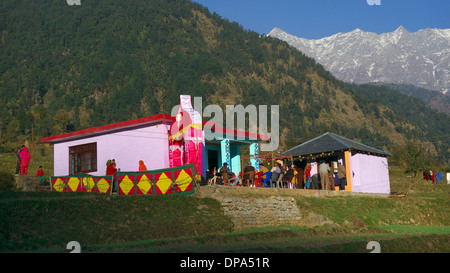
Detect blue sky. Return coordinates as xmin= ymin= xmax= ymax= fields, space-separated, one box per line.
xmin=192 ymin=0 xmax=450 ymax=39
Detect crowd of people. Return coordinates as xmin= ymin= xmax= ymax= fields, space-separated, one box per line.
xmin=207 ymin=160 xmax=348 ymax=191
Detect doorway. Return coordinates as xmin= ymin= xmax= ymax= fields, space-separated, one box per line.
xmin=207 ymin=149 xmax=219 ymax=173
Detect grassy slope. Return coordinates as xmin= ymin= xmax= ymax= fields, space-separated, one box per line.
xmin=0 ymin=165 xmax=449 ymax=253
xmin=0 ymin=192 xmax=234 ymax=252
xmin=2 ymin=144 xmax=444 ymax=253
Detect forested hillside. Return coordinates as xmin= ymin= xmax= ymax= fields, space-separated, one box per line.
xmin=371 ymin=83 xmax=450 ymax=115
xmin=0 ymin=0 xmax=448 ymax=163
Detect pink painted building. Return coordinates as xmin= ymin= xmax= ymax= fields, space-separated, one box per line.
xmin=41 ymin=113 xmax=265 ymax=178
xmin=41 ymin=114 xmax=173 ymax=177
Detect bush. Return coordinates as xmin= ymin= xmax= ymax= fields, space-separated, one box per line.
xmin=0 ymin=171 xmax=15 ymax=191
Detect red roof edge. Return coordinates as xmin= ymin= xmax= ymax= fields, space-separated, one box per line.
xmin=202 ymin=120 xmax=269 ymax=140
xmin=41 ymin=113 xmax=270 ymax=143
xmin=41 ymin=113 xmax=172 ymax=143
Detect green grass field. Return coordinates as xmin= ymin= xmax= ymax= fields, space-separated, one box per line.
xmin=0 ymin=144 xmax=449 ymax=253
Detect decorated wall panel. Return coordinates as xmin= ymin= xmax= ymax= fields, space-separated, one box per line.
xmin=50 ymin=174 xmax=112 ymax=194
xmin=117 ymin=164 xmax=195 ymax=196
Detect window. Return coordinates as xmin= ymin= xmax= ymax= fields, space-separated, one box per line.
xmin=69 ymin=143 xmax=97 ymax=174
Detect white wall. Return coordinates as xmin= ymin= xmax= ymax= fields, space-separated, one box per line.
xmin=351 ymin=152 xmax=390 ymax=194
xmin=53 ymin=123 xmax=170 ymax=176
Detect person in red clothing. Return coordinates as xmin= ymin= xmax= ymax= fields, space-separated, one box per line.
xmin=18 ymin=145 xmax=30 ymax=175
xmin=139 ymin=160 xmax=147 ymax=171
xmin=106 ymin=160 xmax=118 ymax=192
xmin=37 ymin=166 xmax=44 ymax=177
xmin=36 ymin=166 xmax=47 ymax=185
xmin=106 ymin=160 xmax=116 ymax=176
xmin=304 ymin=163 xmax=311 ymax=189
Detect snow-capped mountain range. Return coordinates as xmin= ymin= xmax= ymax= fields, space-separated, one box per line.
xmin=268 ymin=26 xmax=450 ymax=94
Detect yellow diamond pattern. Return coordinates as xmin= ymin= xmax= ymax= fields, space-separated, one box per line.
xmin=51 ymin=167 xmax=194 ymax=195
xmin=83 ymin=177 xmax=95 ymax=192
xmin=176 ymin=170 xmax=191 ymax=192
xmin=53 ymin=178 xmax=65 ymax=192
xmin=157 ymin=173 xmax=172 ymax=194
xmin=137 ymin=175 xmax=152 ymax=194
xmin=97 ymin=178 xmax=110 ymax=193
xmin=68 ymin=177 xmax=79 ymax=192
xmin=120 ymin=175 xmax=134 ymax=195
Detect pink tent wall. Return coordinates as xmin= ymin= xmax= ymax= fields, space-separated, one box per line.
xmin=350 ymin=152 xmax=390 ymax=194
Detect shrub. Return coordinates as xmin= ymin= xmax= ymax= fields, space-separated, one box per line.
xmin=0 ymin=171 xmax=15 ymax=191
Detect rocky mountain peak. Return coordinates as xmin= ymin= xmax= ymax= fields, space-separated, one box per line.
xmin=268 ymin=27 xmax=449 ymax=94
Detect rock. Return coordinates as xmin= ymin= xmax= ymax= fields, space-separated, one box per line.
xmin=300 ymin=212 xmax=334 ymax=227
xmin=15 ymin=175 xmax=50 ymax=192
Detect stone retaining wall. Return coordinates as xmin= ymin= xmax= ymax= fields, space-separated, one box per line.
xmin=196 ymin=185 xmax=344 ymax=230
xmin=216 ymin=195 xmax=303 ymax=228
xmin=14 ymin=175 xmax=50 ymax=192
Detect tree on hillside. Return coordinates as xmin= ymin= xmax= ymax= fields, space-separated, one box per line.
xmin=53 ymin=109 xmax=70 ymax=135
xmin=391 ymin=140 xmax=434 ymax=176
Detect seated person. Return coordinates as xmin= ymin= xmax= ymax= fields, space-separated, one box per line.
xmin=215 ymin=173 xmax=223 ymax=185
xmin=219 ymin=163 xmax=235 ymax=185
xmin=259 ymin=164 xmax=269 ymax=180
xmin=230 ymin=174 xmax=239 ymax=186
xmin=206 ymin=169 xmax=216 ymax=185
xmin=281 ymin=165 xmax=294 ymax=188
xmin=243 ymin=162 xmax=256 ymax=186
xmin=270 ymin=162 xmax=281 ymax=188
xmin=36 ymin=166 xmax=49 ymax=186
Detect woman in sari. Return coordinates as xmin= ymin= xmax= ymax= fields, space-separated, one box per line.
xmin=304 ymin=163 xmax=312 ymax=189
xmin=139 ymin=160 xmax=147 ymax=171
